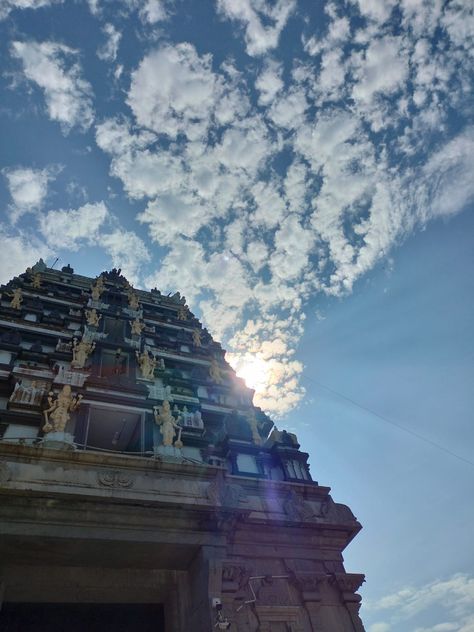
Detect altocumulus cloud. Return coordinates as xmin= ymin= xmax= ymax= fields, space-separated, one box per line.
xmin=90 ymin=0 xmax=474 ymax=416
xmin=11 ymin=40 xmax=94 ymax=132
xmin=364 ymin=573 xmax=474 ymax=632
xmin=2 ymin=0 xmax=473 ymax=417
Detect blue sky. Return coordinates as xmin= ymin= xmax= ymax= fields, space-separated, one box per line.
xmin=0 ymin=1 xmax=473 ymax=630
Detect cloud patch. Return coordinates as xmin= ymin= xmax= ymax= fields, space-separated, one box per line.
xmin=3 ymin=165 xmax=59 ymax=223
xmin=11 ymin=40 xmax=94 ymax=132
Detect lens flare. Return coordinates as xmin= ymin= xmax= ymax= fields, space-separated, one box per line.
xmin=227 ymin=353 xmax=271 ymax=392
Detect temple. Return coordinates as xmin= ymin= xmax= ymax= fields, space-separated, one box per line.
xmin=0 ymin=261 xmax=365 ymax=631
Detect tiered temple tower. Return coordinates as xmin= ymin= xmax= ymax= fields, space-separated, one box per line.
xmin=0 ymin=261 xmax=365 ymax=631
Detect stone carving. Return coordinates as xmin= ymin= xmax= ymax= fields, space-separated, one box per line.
xmin=331 ymin=573 xmax=365 ymax=594
xmin=0 ymin=460 xmax=12 ymax=484
xmin=207 ymin=471 xmax=247 ymax=507
xmin=43 ymin=385 xmax=83 ymax=433
xmin=127 ymin=290 xmax=140 ymax=311
xmin=209 ymin=358 xmax=224 ymax=384
xmin=192 ymin=329 xmax=202 ymax=347
xmin=97 ymin=470 xmax=134 ymax=488
xmin=289 ymin=571 xmax=328 ymax=598
xmin=268 ymin=427 xmax=299 ymax=447
xmin=283 ymin=489 xmax=315 ymax=522
xmin=153 ymin=400 xmax=183 ymax=448
xmin=71 ymin=337 xmax=95 ymax=369
xmin=246 ymin=410 xmax=263 ymax=445
xmin=177 ymin=305 xmax=189 ymax=321
xmin=90 ymin=276 xmax=105 ymax=301
xmin=130 ymin=317 xmax=145 ymax=336
xmin=255 ymin=576 xmax=292 ymax=606
xmin=9 ymin=379 xmax=47 ymax=405
xmin=85 ymin=308 xmax=101 ymax=327
xmin=9 ymin=288 xmax=23 ymax=310
xmin=56 ymin=338 xmax=72 ymax=353
xmin=169 ymin=291 xmax=186 ymax=305
xmin=31 ymin=272 xmax=42 ymax=289
xmin=176 ymin=406 xmax=204 ymax=430
xmin=136 ymin=350 xmax=157 ymax=380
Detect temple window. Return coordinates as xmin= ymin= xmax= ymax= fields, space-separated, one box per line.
xmin=83 ymin=406 xmax=142 ymax=453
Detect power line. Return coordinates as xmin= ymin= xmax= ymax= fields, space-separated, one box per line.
xmin=301 ymin=373 xmax=474 ymax=468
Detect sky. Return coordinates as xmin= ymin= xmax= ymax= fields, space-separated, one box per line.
xmin=0 ymin=0 xmax=473 ymax=630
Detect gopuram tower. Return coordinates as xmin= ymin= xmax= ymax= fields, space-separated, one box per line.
xmin=0 ymin=261 xmax=365 ymax=631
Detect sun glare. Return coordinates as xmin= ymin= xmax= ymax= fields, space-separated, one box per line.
xmin=228 ymin=353 xmax=271 ymax=392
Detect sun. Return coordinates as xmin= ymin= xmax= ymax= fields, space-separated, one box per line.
xmin=227 ymin=353 xmax=271 ymax=392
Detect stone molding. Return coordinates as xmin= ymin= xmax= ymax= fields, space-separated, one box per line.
xmin=96 ymin=470 xmax=135 ymax=488
xmin=206 ymin=470 xmax=247 ymax=508
xmin=0 ymin=459 xmax=11 ymax=484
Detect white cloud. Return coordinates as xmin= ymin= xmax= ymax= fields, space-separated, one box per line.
xmin=216 ymin=0 xmax=296 ymax=56
xmin=3 ymin=166 xmax=58 ymax=223
xmin=0 ymin=0 xmax=62 ymax=21
xmin=127 ymin=43 xmax=220 ymax=141
xmin=0 ymin=225 xmax=51 ymax=284
xmin=11 ymin=40 xmax=94 ymax=132
xmin=97 ymin=23 xmax=121 ymax=62
xmin=255 ymin=60 xmax=284 ymax=105
xmin=91 ymin=5 xmax=474 ymax=419
xmin=139 ymin=0 xmax=167 ymax=23
xmin=39 ymin=201 xmax=109 ymax=250
xmin=369 ymin=624 xmax=391 ymax=632
xmin=352 ymin=36 xmax=408 ymax=104
xmin=422 ymin=127 xmax=474 ymax=220
xmin=353 ymin=0 xmax=397 ymax=25
xmin=101 ymin=230 xmax=151 ymax=285
xmin=38 ymin=202 xmax=150 ymax=284
xmin=366 ymin=573 xmax=474 ymax=632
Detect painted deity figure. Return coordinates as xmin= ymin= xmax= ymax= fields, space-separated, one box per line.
xmin=85 ymin=308 xmax=101 ymax=327
xmin=130 ymin=317 xmax=145 ymax=336
xmin=128 ymin=291 xmax=140 ymax=311
xmin=192 ymin=329 xmax=202 ymax=347
xmin=135 ymin=350 xmax=157 ymax=380
xmin=9 ymin=288 xmax=23 ymax=310
xmin=153 ymin=400 xmax=182 ymax=447
xmin=90 ymin=276 xmax=105 ymax=301
xmin=71 ymin=338 xmax=96 ymax=369
xmin=32 ymin=273 xmax=42 ymax=289
xmin=43 ymin=385 xmax=83 ymax=433
xmin=209 ymin=358 xmax=224 ymax=384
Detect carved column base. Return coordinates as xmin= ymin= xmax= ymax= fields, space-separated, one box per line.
xmin=153 ymin=445 xmax=182 ymax=459
xmin=42 ymin=432 xmax=76 ymax=450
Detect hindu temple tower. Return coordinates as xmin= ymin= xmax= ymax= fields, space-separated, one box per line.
xmin=0 ymin=261 xmax=365 ymax=631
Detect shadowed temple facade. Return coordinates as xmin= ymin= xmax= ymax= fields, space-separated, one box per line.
xmin=0 ymin=261 xmax=366 ymax=631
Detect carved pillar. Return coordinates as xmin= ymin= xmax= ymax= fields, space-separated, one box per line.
xmin=290 ymin=571 xmax=328 ymax=631
xmin=331 ymin=573 xmax=366 ymax=632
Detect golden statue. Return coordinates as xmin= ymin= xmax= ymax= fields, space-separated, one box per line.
xmin=43 ymin=385 xmax=83 ymax=433
xmin=32 ymin=273 xmax=42 ymax=289
xmin=71 ymin=338 xmax=96 ymax=369
xmin=90 ymin=275 xmax=105 ymax=301
xmin=85 ymin=308 xmax=101 ymax=327
xmin=128 ymin=291 xmax=140 ymax=311
xmin=9 ymin=288 xmax=23 ymax=310
xmin=130 ymin=317 xmax=145 ymax=336
xmin=153 ymin=400 xmax=182 ymax=448
xmin=209 ymin=358 xmax=224 ymax=384
xmin=192 ymin=329 xmax=202 ymax=347
xmin=135 ymin=350 xmax=157 ymax=380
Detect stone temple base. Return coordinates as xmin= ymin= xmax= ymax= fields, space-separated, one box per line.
xmin=42 ymin=432 xmax=76 ymax=450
